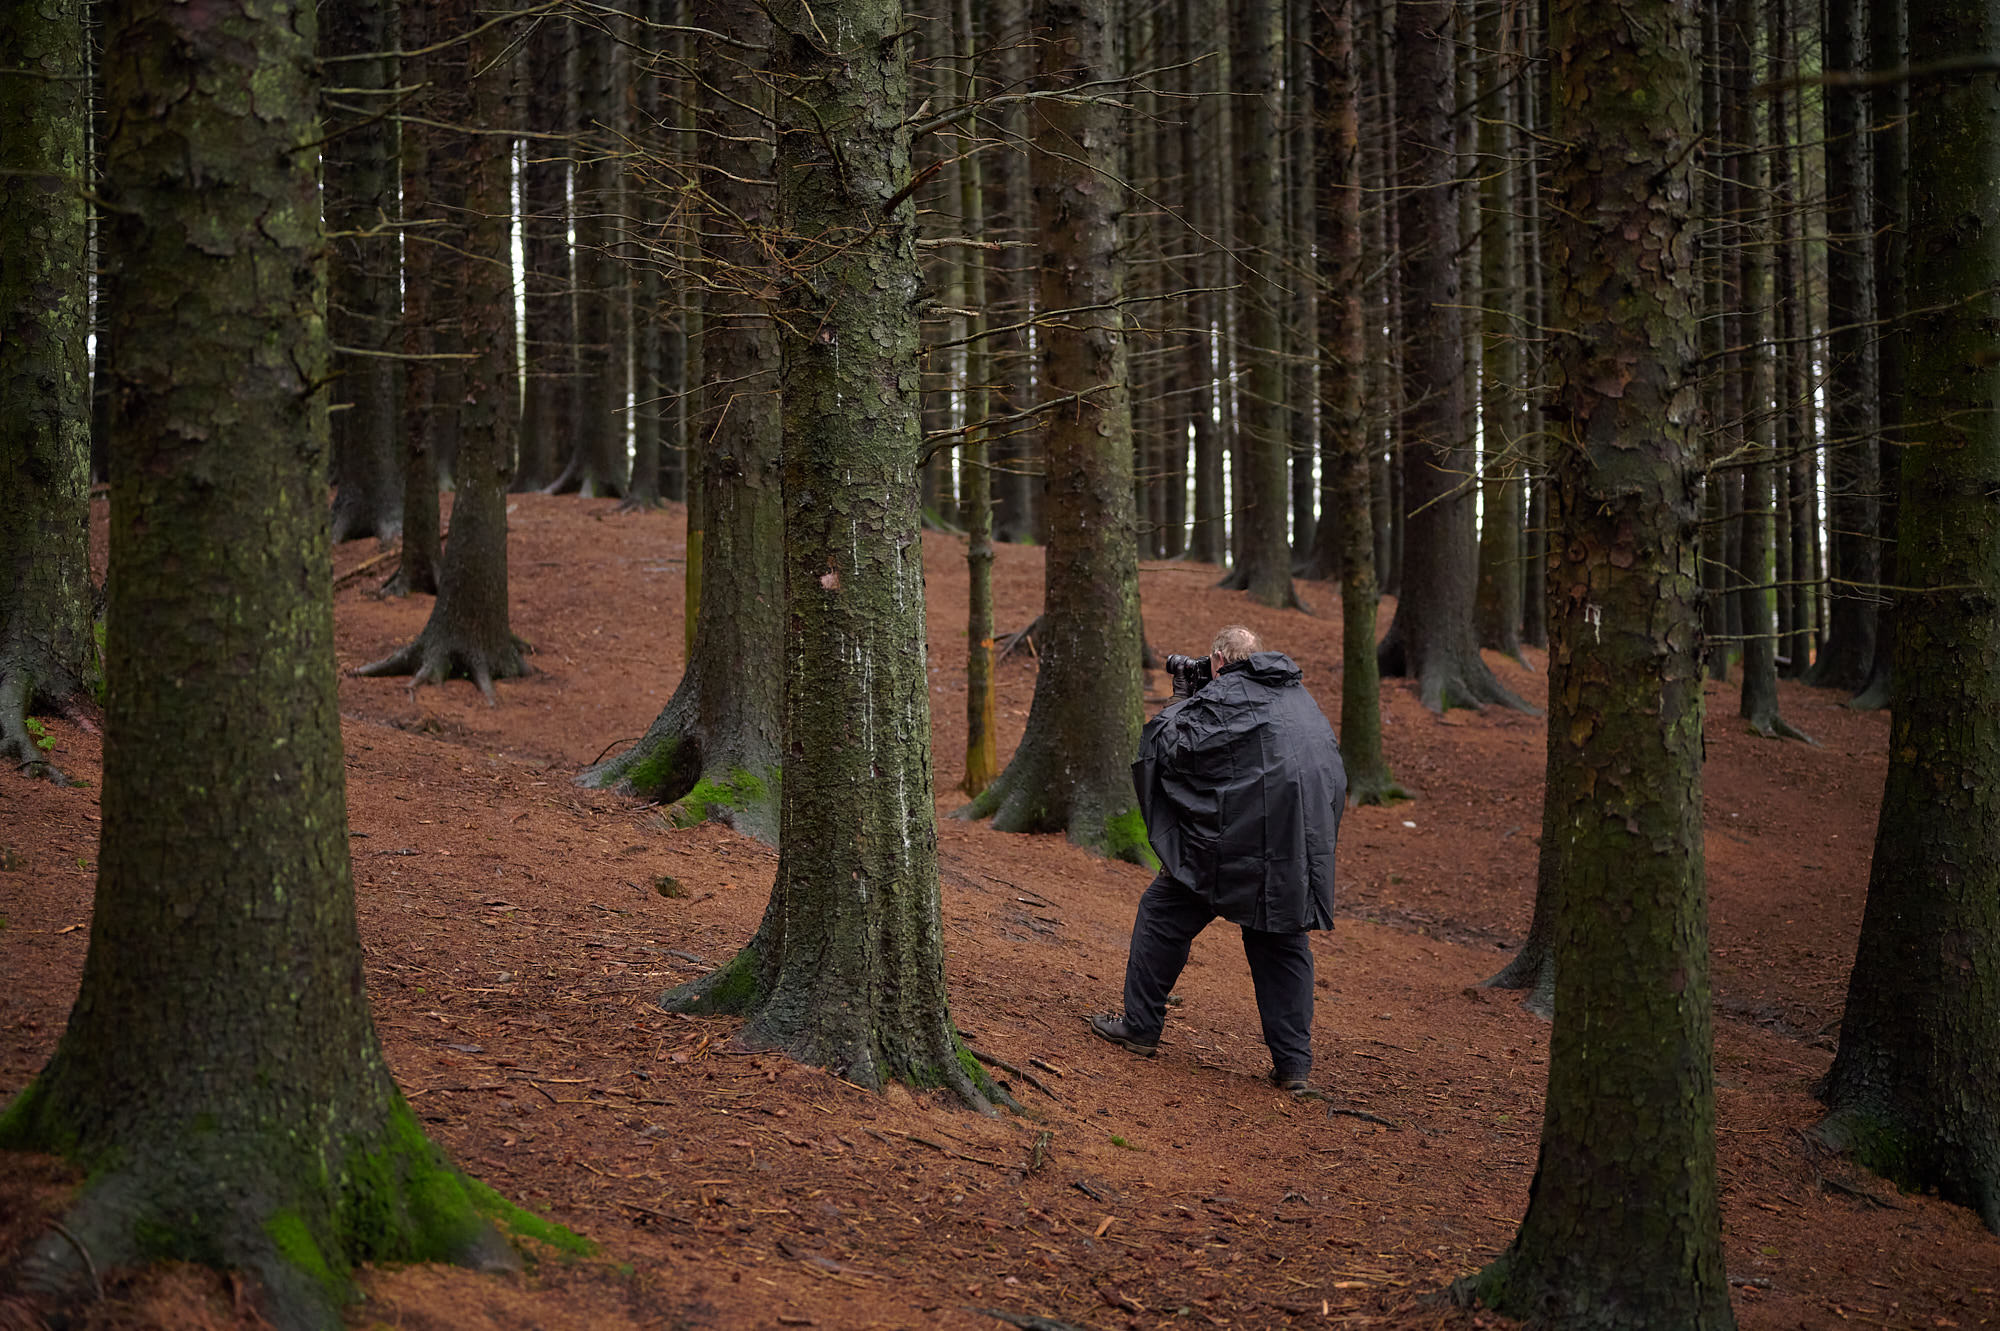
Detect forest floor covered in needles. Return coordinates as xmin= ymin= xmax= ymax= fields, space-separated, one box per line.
xmin=3 ymin=492 xmax=1997 ymax=1330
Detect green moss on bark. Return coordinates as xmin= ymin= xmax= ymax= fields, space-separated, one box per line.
xmin=662 ymin=942 xmax=767 ymax=1016
xmin=263 ymin=1211 xmax=338 ymax=1299
xmin=1101 ymin=809 xmax=1159 ymax=869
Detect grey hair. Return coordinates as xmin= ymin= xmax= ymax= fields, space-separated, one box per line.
xmin=1211 ymin=624 xmax=1261 ymax=664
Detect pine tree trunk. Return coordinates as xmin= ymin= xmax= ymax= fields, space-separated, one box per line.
xmin=0 ymin=3 xmax=547 ymax=1322
xmin=549 ymin=14 xmax=628 ymax=498
xmin=1816 ymin=0 xmax=2000 ymax=1232
xmin=1473 ymin=0 xmax=1524 ymax=661
xmin=1222 ymin=0 xmax=1294 ymax=605
xmin=958 ymin=0 xmax=1000 ymax=797
xmin=516 ymin=13 xmax=573 ymax=493
xmin=0 ymin=0 xmax=96 ymax=782
xmin=1314 ymin=0 xmax=1402 ymax=807
xmin=359 ymin=0 xmax=526 ymax=697
xmin=662 ymin=0 xmax=1006 ymax=1113
xmin=1458 ymin=1 xmax=1734 ymax=1321
xmin=1184 ymin=0 xmax=1227 ymax=565
xmin=622 ymin=2 xmax=668 ymax=510
xmin=1735 ymin=0 xmax=1808 ymax=741
xmin=1518 ymin=0 xmax=1549 ymax=651
xmin=324 ymin=0 xmax=403 ymax=545
xmin=956 ymin=0 xmax=1154 ymax=865
xmin=382 ymin=0 xmax=446 ymax=599
xmin=579 ymin=0 xmax=783 ymax=838
xmin=1154 ymin=0 xmax=1190 ymax=559
xmin=1810 ymin=0 xmax=1881 ymax=688
xmin=1851 ymin=0 xmax=1907 ymax=710
xmin=983 ymin=0 xmax=1036 ymax=544
xmin=1772 ymin=0 xmax=1813 ymax=679
xmin=1378 ymin=0 xmax=1529 ymax=712
xmin=1286 ymin=0 xmax=1318 ymax=566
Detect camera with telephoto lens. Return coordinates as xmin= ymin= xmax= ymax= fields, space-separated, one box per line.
xmin=1164 ymin=652 xmax=1213 ymax=698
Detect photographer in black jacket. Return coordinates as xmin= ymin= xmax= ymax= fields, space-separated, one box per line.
xmin=1091 ymin=625 xmax=1347 ymax=1091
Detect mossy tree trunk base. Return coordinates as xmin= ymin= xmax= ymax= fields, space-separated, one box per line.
xmin=1 ymin=0 xmax=575 ymax=1320
xmin=0 ymin=1094 xmax=535 ymax=1331
xmin=1376 ymin=622 xmax=1535 ymax=715
xmin=579 ymin=664 xmax=781 ymax=845
xmin=957 ymin=745 xmax=1158 ymax=867
xmin=581 ymin=0 xmax=783 ymax=837
xmin=688 ymin=0 xmax=1012 ymax=1117
xmin=958 ymin=0 xmax=1152 ymax=870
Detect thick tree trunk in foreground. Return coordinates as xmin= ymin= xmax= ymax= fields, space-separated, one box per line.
xmin=1817 ymin=0 xmax=2000 ymax=1231
xmin=1379 ymin=0 xmax=1529 ymax=713
xmin=580 ymin=2 xmax=783 ymax=839
xmin=324 ymin=0 xmax=403 ymax=545
xmin=0 ymin=0 xmax=97 ymax=783
xmin=1314 ymin=0 xmax=1401 ymax=807
xmin=1458 ymin=0 xmax=1735 ymax=1323
xmin=955 ymin=0 xmax=1153 ymax=865
xmin=0 ymin=4 xmax=561 ymax=1325
xmin=663 ymin=0 xmax=1006 ymax=1113
xmin=358 ymin=1 xmax=526 ymax=698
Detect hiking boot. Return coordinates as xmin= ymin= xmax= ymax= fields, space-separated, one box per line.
xmin=1268 ymin=1070 xmax=1311 ymax=1093
xmin=1088 ymin=1013 xmax=1159 ymax=1058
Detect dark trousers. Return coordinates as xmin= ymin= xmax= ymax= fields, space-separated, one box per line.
xmin=1121 ymin=873 xmax=1315 ymax=1078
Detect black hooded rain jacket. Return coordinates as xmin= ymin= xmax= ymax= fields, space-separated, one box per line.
xmin=1131 ymin=651 xmax=1346 ymax=933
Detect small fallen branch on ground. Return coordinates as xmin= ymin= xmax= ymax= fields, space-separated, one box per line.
xmin=967 ymin=1046 xmax=1062 ymax=1102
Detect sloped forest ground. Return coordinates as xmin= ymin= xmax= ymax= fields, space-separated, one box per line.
xmin=3 ymin=492 xmax=1996 ymax=1331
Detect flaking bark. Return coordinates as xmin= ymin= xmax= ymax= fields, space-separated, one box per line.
xmin=1457 ymin=1 xmax=1735 ymax=1322
xmin=666 ymin=0 xmax=1009 ymax=1114
xmin=0 ymin=4 xmax=549 ymax=1324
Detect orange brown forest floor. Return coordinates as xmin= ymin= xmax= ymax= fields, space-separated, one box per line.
xmin=3 ymin=492 xmax=1996 ymax=1330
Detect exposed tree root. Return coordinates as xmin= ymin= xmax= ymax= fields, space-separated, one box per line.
xmin=578 ymin=670 xmax=782 ymax=844
xmin=1745 ymin=708 xmax=1818 ymax=744
xmin=1482 ymin=942 xmax=1555 ymax=1020
xmin=1410 ymin=655 xmax=1537 ymax=716
xmin=1346 ymin=770 xmax=1410 ymax=807
xmin=997 ymin=616 xmax=1042 ymax=662
xmin=1847 ymin=671 xmax=1891 ymax=711
xmin=355 ymin=631 xmax=528 ymax=704
xmin=956 ymin=758 xmax=1153 ymax=867
xmin=0 ymin=674 xmax=82 ymax=785
xmin=1816 ymin=1107 xmax=2000 ymax=1235
xmin=0 ymin=1101 xmax=538 ymax=1331
xmin=542 ymin=453 xmax=625 ymax=500
xmin=329 ymin=500 xmax=400 ymax=548
xmin=614 ymin=492 xmax=665 ymax=515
